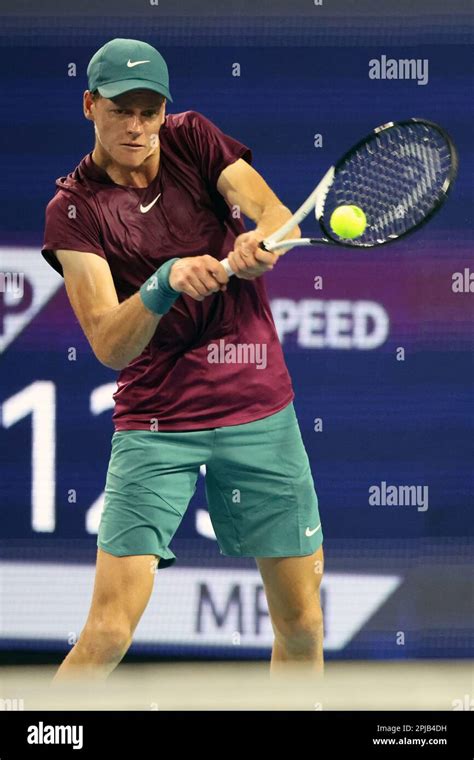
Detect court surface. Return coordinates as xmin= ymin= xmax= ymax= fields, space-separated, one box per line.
xmin=0 ymin=660 xmax=471 ymax=710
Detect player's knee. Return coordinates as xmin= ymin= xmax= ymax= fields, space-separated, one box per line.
xmin=79 ymin=619 xmax=133 ymax=661
xmin=273 ymin=605 xmax=324 ymax=653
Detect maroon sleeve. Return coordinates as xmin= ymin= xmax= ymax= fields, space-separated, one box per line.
xmin=41 ymin=189 xmax=105 ymax=277
xmin=185 ymin=111 xmax=253 ymax=190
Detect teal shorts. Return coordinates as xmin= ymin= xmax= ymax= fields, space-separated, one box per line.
xmin=97 ymin=401 xmax=323 ymax=569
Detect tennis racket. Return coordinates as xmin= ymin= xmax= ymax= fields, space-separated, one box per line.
xmin=220 ymin=117 xmax=458 ymax=277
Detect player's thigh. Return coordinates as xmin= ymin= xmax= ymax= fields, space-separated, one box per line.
xmin=256 ymin=545 xmax=324 ymax=625
xmin=84 ymin=548 xmax=158 ymax=635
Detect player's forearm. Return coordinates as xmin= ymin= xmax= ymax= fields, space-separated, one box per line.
xmin=93 ymin=258 xmax=180 ymax=371
xmin=93 ymin=291 xmax=162 ymax=371
xmin=254 ymin=203 xmax=301 ymax=242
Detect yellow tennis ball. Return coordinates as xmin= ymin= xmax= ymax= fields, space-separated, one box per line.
xmin=329 ymin=205 xmax=367 ymax=239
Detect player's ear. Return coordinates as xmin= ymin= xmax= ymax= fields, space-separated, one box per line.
xmin=83 ymin=90 xmax=95 ymax=121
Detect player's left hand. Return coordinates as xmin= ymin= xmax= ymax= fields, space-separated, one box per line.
xmin=226 ymin=231 xmax=279 ymax=280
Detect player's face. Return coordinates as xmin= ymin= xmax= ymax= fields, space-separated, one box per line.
xmin=88 ymin=90 xmax=166 ymax=168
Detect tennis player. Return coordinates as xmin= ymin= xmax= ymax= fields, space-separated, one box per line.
xmin=42 ymin=38 xmax=324 ymax=680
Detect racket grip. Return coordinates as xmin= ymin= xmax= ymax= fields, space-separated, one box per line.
xmin=220 ymin=258 xmax=234 ymax=277
xmin=220 ymin=241 xmax=268 ymax=279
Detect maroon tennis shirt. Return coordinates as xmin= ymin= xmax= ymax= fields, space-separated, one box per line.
xmin=42 ymin=110 xmax=294 ymax=431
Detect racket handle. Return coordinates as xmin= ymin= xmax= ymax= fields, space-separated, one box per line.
xmin=220 ymin=258 xmax=234 ymax=277
xmin=220 ymin=241 xmax=271 ymax=278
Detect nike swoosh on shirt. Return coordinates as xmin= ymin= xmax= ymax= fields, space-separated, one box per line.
xmin=305 ymin=524 xmax=321 ymax=537
xmin=127 ymin=59 xmax=151 ymax=67
xmin=140 ymin=194 xmax=161 ymax=213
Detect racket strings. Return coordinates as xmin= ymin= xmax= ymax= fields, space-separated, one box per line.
xmin=324 ymin=123 xmax=454 ymax=245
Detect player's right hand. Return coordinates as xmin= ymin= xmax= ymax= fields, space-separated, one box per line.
xmin=169 ymin=255 xmax=229 ymax=301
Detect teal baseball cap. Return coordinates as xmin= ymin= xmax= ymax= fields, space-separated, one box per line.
xmin=87 ymin=38 xmax=173 ymax=102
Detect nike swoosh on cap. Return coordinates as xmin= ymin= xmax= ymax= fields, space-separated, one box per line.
xmin=140 ymin=194 xmax=161 ymax=214
xmin=127 ymin=59 xmax=151 ymax=68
